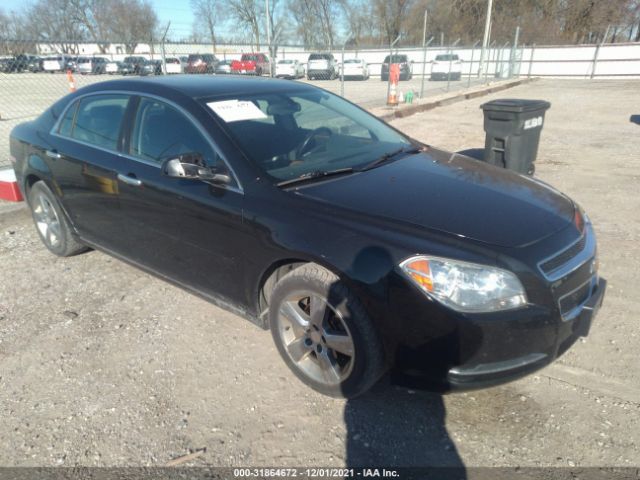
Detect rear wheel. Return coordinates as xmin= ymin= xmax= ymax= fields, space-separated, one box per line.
xmin=269 ymin=264 xmax=386 ymax=398
xmin=28 ymin=181 xmax=87 ymax=257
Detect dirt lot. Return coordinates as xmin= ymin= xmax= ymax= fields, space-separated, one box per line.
xmin=0 ymin=79 xmax=639 ymax=470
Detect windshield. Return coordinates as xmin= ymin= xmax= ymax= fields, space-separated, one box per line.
xmin=344 ymin=59 xmax=362 ymax=64
xmin=435 ymin=54 xmax=459 ymax=61
xmin=204 ymin=88 xmax=411 ymax=184
xmin=384 ymin=55 xmax=407 ymax=63
xmin=278 ymin=60 xmax=294 ymax=64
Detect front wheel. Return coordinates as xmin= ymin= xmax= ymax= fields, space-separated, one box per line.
xmin=28 ymin=181 xmax=88 ymax=257
xmin=269 ymin=264 xmax=386 ymax=398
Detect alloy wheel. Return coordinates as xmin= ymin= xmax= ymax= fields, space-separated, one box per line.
xmin=277 ymin=291 xmax=355 ymax=386
xmin=32 ymin=191 xmax=62 ymax=248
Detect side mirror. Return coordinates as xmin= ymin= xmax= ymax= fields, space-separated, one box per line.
xmin=162 ymin=153 xmax=231 ymax=185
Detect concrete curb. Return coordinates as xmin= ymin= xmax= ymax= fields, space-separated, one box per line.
xmin=370 ymin=77 xmax=541 ymax=121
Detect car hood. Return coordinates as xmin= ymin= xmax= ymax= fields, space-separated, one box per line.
xmin=293 ymin=149 xmax=575 ymax=248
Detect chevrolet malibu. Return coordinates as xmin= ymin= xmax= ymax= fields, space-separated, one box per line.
xmin=9 ymin=76 xmax=606 ymax=398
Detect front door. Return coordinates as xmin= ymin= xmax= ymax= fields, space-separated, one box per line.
xmin=114 ymin=96 xmax=249 ymax=306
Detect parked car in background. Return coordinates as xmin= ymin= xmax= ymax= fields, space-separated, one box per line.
xmin=431 ymin=54 xmax=463 ymax=81
xmin=2 ymin=54 xmax=32 ymax=73
xmin=341 ymin=58 xmax=369 ymax=80
xmin=78 ymin=56 xmax=109 ymax=74
xmin=10 ymin=76 xmax=606 ymax=399
xmin=122 ymin=56 xmax=148 ymax=75
xmin=43 ymin=55 xmax=69 ymax=73
xmin=185 ymin=53 xmax=218 ymax=74
xmin=0 ymin=56 xmax=25 ymax=73
xmin=105 ymin=60 xmax=119 ymax=74
xmin=164 ymin=57 xmax=182 ymax=74
xmin=381 ymin=54 xmax=413 ymax=81
xmin=230 ymin=53 xmax=270 ymax=76
xmin=275 ymin=59 xmax=304 ymax=79
xmin=0 ymin=57 xmax=14 ymax=73
xmin=215 ymin=60 xmax=232 ymax=74
xmin=66 ymin=56 xmax=79 ymax=73
xmin=139 ymin=59 xmax=160 ymax=76
xmin=26 ymin=55 xmax=43 ymax=73
xmin=117 ymin=61 xmax=135 ymax=75
xmin=307 ymin=53 xmax=338 ymax=80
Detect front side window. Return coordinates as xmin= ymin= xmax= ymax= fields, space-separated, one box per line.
xmin=129 ymin=97 xmax=219 ymax=168
xmin=69 ymin=94 xmax=129 ymax=150
xmin=205 ymin=88 xmax=411 ymax=183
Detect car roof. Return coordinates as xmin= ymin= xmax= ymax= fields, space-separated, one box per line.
xmin=77 ymin=75 xmax=311 ymax=99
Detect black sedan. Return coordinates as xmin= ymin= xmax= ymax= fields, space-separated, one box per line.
xmin=9 ymin=76 xmax=606 ymax=398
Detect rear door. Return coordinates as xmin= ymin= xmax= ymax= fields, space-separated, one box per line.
xmin=50 ymin=93 xmax=133 ymax=248
xmin=115 ymin=95 xmax=247 ymax=303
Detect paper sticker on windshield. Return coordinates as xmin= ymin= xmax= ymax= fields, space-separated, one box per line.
xmin=207 ymin=100 xmax=267 ymax=122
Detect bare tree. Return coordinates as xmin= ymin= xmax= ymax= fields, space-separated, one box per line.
xmin=227 ymin=0 xmax=262 ymax=50
xmin=288 ymin=0 xmax=323 ymax=49
xmin=287 ymin=0 xmax=337 ymax=50
xmin=24 ymin=0 xmax=87 ymax=53
xmin=67 ymin=0 xmax=113 ymax=53
xmin=106 ymin=0 xmax=158 ymax=53
xmin=372 ymin=0 xmax=413 ymax=45
xmin=191 ymin=0 xmax=219 ymax=52
xmin=339 ymin=0 xmax=377 ymax=47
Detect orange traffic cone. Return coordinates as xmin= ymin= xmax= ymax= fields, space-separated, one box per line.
xmin=66 ymin=69 xmax=76 ymax=92
xmin=387 ymin=82 xmax=398 ymax=106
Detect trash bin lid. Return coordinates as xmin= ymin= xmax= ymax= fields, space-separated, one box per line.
xmin=480 ymin=98 xmax=551 ymax=113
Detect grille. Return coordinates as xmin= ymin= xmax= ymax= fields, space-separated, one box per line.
xmin=559 ymin=280 xmax=592 ymax=317
xmin=540 ymin=234 xmax=587 ymax=275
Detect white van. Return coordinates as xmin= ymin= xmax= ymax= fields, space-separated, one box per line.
xmin=43 ymin=55 xmax=69 ymax=73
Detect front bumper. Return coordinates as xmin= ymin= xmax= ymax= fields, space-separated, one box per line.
xmin=447 ymin=277 xmax=605 ymax=390
xmin=384 ymin=243 xmax=606 ymax=392
xmin=431 ymin=71 xmax=456 ymax=80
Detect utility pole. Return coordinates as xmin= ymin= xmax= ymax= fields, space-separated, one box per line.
xmin=509 ymin=25 xmax=520 ymax=78
xmin=160 ymin=21 xmax=170 ymax=75
xmin=341 ymin=35 xmax=353 ymax=97
xmin=265 ymin=0 xmax=273 ymax=76
xmin=420 ymin=10 xmax=428 ymax=98
xmin=479 ymin=0 xmax=494 ymax=77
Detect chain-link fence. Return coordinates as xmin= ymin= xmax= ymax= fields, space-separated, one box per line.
xmin=0 ymin=38 xmax=516 ymax=168
xmin=2 ymin=35 xmax=640 ymax=168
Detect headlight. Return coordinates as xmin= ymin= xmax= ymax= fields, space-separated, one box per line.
xmin=399 ymin=255 xmax=527 ymax=313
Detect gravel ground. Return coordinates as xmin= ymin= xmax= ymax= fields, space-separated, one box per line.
xmin=0 ymin=79 xmax=639 ymax=470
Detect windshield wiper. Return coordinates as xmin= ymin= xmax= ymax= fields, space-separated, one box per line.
xmin=359 ymin=146 xmax=422 ymax=172
xmin=276 ymin=168 xmax=355 ymax=187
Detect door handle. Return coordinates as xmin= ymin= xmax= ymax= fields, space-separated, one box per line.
xmin=45 ymin=150 xmax=62 ymax=159
xmin=117 ymin=173 xmax=143 ymax=187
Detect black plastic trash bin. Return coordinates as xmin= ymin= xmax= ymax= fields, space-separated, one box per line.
xmin=480 ymin=99 xmax=551 ymax=175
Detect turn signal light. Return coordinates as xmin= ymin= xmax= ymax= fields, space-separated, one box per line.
xmin=403 ymin=259 xmax=434 ymax=292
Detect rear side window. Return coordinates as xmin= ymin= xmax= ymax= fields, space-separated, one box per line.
xmin=129 ymin=97 xmax=218 ymax=167
xmin=70 ymin=95 xmax=129 ymax=150
xmin=435 ymin=54 xmax=459 ymax=61
xmin=58 ymin=100 xmax=79 ymax=137
xmin=309 ymin=54 xmax=331 ymax=60
xmin=384 ymin=55 xmax=408 ymax=63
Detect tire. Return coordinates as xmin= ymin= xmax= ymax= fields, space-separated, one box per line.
xmin=269 ymin=263 xmax=386 ymax=398
xmin=28 ymin=181 xmax=87 ymax=257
